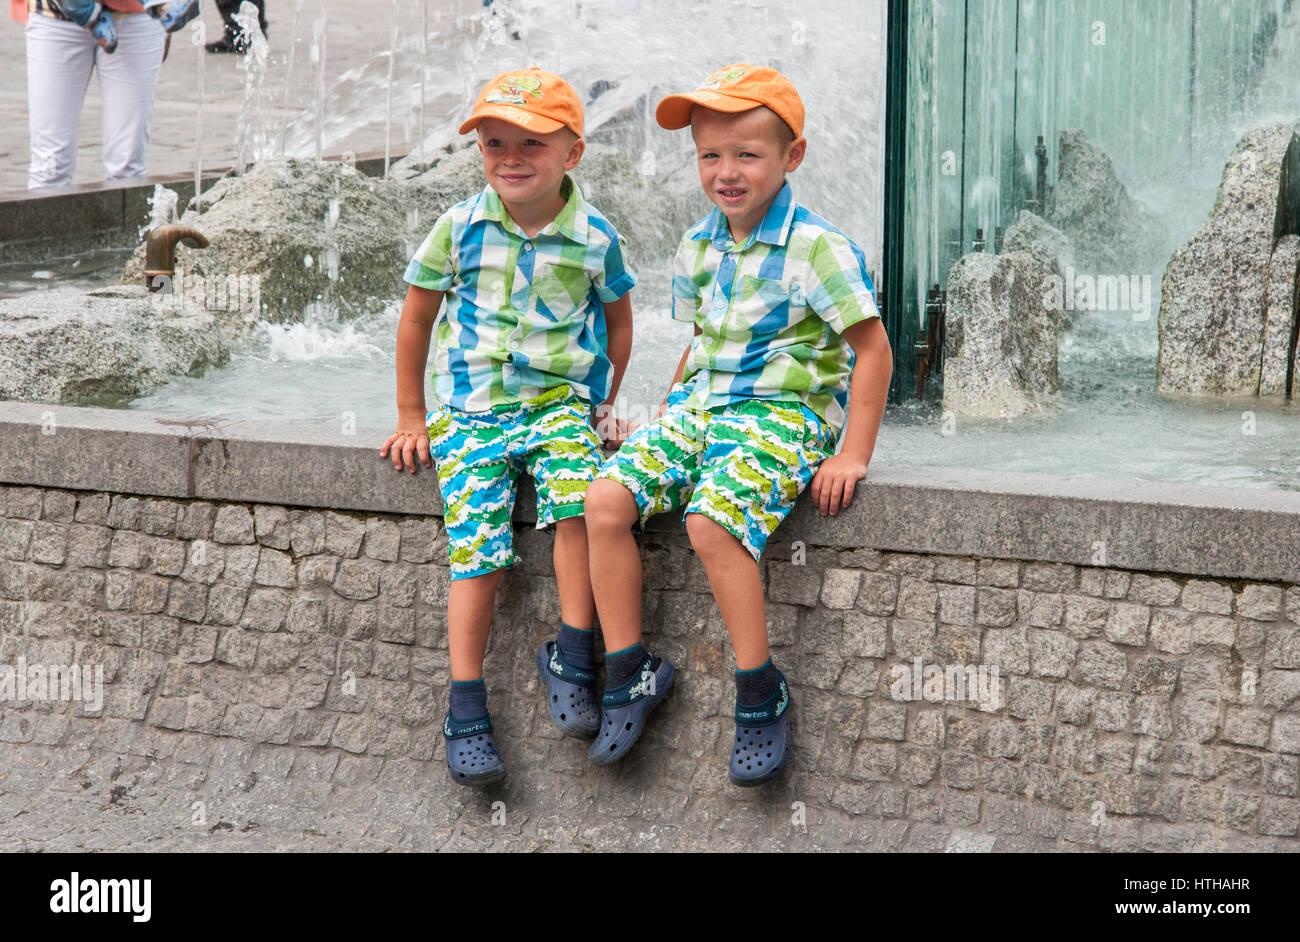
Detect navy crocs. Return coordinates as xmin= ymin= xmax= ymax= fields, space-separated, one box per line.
xmin=587 ymin=652 xmax=675 ymax=766
xmin=536 ymin=640 xmax=600 ymax=738
xmin=729 ymin=672 xmax=793 ymax=787
xmin=443 ymin=713 xmax=506 ymax=786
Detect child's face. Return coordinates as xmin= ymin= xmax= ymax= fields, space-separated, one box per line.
xmin=690 ymin=106 xmax=805 ymax=243
xmin=476 ymin=118 xmax=583 ymax=215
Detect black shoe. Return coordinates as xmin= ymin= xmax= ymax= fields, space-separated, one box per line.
xmin=204 ymin=34 xmax=240 ymax=53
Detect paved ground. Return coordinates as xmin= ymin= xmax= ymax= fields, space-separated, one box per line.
xmin=0 ymin=1 xmax=412 ymax=195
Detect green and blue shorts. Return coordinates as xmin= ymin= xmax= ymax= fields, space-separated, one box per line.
xmin=596 ymin=383 xmax=837 ymax=560
xmin=428 ymin=384 xmax=602 ymax=580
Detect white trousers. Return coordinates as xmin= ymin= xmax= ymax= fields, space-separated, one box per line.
xmin=25 ymin=12 xmax=166 ymax=189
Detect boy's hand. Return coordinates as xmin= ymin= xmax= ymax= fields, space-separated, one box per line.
xmin=809 ymin=453 xmax=869 ymax=516
xmin=379 ymin=414 xmax=433 ymax=473
xmin=593 ymin=403 xmax=631 ymax=450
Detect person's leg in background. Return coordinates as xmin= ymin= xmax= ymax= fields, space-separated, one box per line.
xmin=207 ymin=0 xmax=266 ymax=52
xmin=96 ymin=13 xmax=166 ymax=181
xmin=25 ymin=14 xmax=96 ymax=189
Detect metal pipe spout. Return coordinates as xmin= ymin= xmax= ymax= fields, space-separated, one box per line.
xmin=144 ymin=224 xmax=209 ymax=292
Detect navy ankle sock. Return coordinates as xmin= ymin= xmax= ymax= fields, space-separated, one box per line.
xmin=605 ymin=642 xmax=646 ymax=689
xmin=448 ymin=678 xmax=488 ymax=721
xmin=557 ymin=621 xmax=594 ymax=671
xmin=736 ymin=659 xmax=779 ymax=707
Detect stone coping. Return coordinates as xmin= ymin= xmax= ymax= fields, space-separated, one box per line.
xmin=1 ymin=400 xmax=1298 ymax=584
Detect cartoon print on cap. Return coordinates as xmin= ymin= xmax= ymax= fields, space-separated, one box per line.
xmin=486 ymin=74 xmax=544 ymax=105
xmin=701 ymin=65 xmax=746 ymax=89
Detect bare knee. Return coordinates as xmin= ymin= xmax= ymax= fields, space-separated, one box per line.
xmin=685 ymin=512 xmax=737 ymax=558
xmin=584 ymin=479 xmax=639 ymax=532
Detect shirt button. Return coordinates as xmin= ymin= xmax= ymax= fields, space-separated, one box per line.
xmin=509 ymin=339 xmax=521 ymax=350
xmin=523 ymin=241 xmax=534 ymax=252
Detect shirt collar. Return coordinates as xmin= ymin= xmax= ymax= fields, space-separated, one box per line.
xmin=688 ymin=181 xmax=797 ymax=251
xmin=471 ymin=174 xmax=589 ymax=244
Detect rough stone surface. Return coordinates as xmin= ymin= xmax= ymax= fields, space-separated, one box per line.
xmin=1260 ymin=235 xmax=1300 ymax=397
xmin=0 ymin=483 xmax=1296 ymax=852
xmin=122 ymin=158 xmax=470 ymax=324
xmin=0 ymin=287 xmax=227 ymax=405
xmin=1049 ymin=128 xmax=1165 ymax=273
xmin=1158 ymin=123 xmax=1300 ymax=396
xmin=942 ymin=252 xmax=1059 ymax=419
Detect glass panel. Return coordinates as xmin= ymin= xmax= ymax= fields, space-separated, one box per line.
xmin=888 ymin=0 xmax=1300 ymax=490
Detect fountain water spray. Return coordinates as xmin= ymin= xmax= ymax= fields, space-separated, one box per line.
xmin=191 ymin=18 xmax=204 ymax=211
xmin=234 ymin=2 xmax=270 ymax=176
xmin=279 ymin=0 xmax=305 ymax=157
xmin=384 ymin=3 xmax=398 ymax=178
xmin=312 ymin=12 xmax=327 ymax=163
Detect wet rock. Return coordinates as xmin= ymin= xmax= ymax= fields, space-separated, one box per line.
xmin=1000 ymin=210 xmax=1078 ymax=330
xmin=1157 ymin=124 xmax=1300 ymax=396
xmin=0 ymin=285 xmax=226 ymax=405
xmin=123 ymin=158 xmax=471 ymax=324
xmin=942 ymin=252 xmax=1059 ymax=419
xmin=1260 ymin=235 xmax=1300 ymax=397
xmin=1050 ymin=128 xmax=1164 ymax=272
xmin=1002 ymin=210 xmax=1075 ymax=281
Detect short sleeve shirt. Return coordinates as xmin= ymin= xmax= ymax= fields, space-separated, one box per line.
xmin=404 ymin=175 xmax=635 ymax=412
xmin=670 ymin=182 xmax=880 ymax=435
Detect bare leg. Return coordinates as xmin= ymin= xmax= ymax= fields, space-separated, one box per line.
xmin=584 ymin=479 xmax=644 ymax=652
xmin=552 ymin=516 xmax=595 ymax=629
xmin=447 ymin=569 xmax=505 ymax=680
xmin=685 ymin=513 xmax=768 ymax=670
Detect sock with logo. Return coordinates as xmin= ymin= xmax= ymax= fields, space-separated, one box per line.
xmin=604 ymin=642 xmax=646 ymax=690
xmin=448 ymin=678 xmax=488 ymax=721
xmin=556 ymin=621 xmax=595 ymax=671
xmin=736 ymin=658 xmax=779 ymax=707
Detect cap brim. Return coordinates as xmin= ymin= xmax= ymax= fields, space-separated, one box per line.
xmin=459 ymin=105 xmax=568 ymax=136
xmin=654 ymin=91 xmax=761 ymax=130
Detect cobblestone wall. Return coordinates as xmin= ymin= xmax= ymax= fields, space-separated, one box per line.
xmin=1 ymin=483 xmax=1298 ymax=851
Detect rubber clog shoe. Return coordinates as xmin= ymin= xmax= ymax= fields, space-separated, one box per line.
xmin=536 ymin=640 xmax=599 ymax=738
xmin=153 ymin=0 xmax=201 ymax=33
xmin=443 ymin=713 xmax=506 ymax=786
xmin=729 ymin=672 xmax=792 ymax=787
xmin=91 ymin=11 xmax=118 ymax=53
xmin=587 ymin=652 xmax=674 ymax=766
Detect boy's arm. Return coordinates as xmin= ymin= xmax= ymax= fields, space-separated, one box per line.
xmin=809 ymin=316 xmax=892 ymax=515
xmin=379 ymin=284 xmax=444 ymax=472
xmin=593 ymin=291 xmax=633 ymax=447
xmin=656 ymin=325 xmax=702 ymax=418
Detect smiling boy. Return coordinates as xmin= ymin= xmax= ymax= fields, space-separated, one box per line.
xmin=380 ymin=68 xmax=635 ymax=785
xmin=583 ymin=65 xmax=892 ymax=785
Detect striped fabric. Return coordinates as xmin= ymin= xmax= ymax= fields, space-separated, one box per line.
xmin=404 ymin=175 xmax=635 ymax=413
xmin=27 ymin=0 xmax=144 ymax=19
xmin=670 ymin=181 xmax=880 ymax=435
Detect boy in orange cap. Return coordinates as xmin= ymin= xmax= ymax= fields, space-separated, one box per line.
xmin=380 ymin=68 xmax=636 ymax=785
xmin=584 ymin=65 xmax=893 ymax=785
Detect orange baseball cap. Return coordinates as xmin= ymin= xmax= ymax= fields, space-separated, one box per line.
xmin=459 ymin=67 xmax=584 ymax=138
xmin=655 ymin=64 xmax=805 ymax=138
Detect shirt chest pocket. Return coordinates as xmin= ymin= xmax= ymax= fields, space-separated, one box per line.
xmin=733 ymin=275 xmax=805 ymax=338
xmin=529 ymin=257 xmax=592 ymax=324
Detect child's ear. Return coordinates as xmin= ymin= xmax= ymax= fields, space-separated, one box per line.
xmin=564 ymin=137 xmax=586 ymax=170
xmin=785 ymin=136 xmax=807 ymax=172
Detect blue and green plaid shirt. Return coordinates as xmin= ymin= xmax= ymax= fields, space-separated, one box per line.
xmin=671 ymin=182 xmax=881 ymax=435
xmin=404 ymin=175 xmax=635 ymax=412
